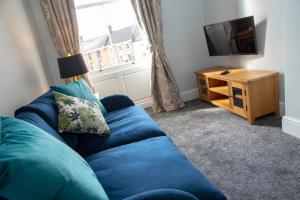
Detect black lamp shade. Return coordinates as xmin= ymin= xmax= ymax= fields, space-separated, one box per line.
xmin=57 ymin=54 xmax=88 ymax=79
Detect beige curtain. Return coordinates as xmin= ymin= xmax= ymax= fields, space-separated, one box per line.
xmin=40 ymin=0 xmax=93 ymax=89
xmin=131 ymin=0 xmax=185 ymax=112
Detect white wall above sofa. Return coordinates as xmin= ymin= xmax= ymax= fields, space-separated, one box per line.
xmin=0 ymin=0 xmax=50 ymax=116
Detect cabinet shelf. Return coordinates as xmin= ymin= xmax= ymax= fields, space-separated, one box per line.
xmin=209 ymin=86 xmax=229 ymax=96
xmin=211 ymin=98 xmax=230 ymax=109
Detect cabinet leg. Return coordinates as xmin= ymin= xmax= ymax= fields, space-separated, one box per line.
xmin=274 ymin=74 xmax=280 ymax=117
xmin=275 ymin=103 xmax=280 ymax=117
xmin=247 ymin=116 xmax=255 ymax=125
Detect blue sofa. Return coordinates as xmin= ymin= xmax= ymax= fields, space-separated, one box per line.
xmin=15 ymin=91 xmax=227 ymax=200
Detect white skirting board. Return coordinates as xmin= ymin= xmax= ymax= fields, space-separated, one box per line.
xmin=282 ymin=116 xmax=300 ymax=139
xmin=136 ymin=88 xmax=199 ymax=108
xmin=279 ymin=101 xmax=285 ymax=116
xmin=135 ymin=97 xmax=152 ymax=108
xmin=180 ymin=88 xmax=199 ymax=102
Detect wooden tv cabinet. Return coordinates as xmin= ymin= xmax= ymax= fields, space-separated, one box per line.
xmin=194 ymin=66 xmax=280 ymax=124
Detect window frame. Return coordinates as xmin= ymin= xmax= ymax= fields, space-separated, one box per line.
xmin=75 ymin=0 xmax=150 ymax=73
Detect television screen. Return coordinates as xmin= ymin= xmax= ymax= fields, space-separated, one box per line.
xmin=203 ymin=16 xmax=258 ymax=56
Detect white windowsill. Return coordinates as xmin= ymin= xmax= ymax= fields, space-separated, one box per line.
xmin=88 ymin=61 xmax=151 ymax=78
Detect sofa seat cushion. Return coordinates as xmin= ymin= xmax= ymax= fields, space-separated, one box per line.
xmin=85 ymin=136 xmax=226 ymax=200
xmin=76 ymin=106 xmax=165 ymax=157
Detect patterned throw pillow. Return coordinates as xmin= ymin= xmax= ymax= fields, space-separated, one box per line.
xmin=53 ymin=92 xmax=110 ymax=136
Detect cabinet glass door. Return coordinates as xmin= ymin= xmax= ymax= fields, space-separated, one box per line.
xmin=232 ymin=87 xmax=243 ymax=108
xmin=199 ymin=79 xmax=208 ymax=96
xmin=230 ymin=82 xmax=247 ymax=117
xmin=197 ymin=75 xmax=209 ymax=101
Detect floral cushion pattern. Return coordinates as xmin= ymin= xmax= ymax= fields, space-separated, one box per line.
xmin=53 ymin=92 xmax=110 ymax=136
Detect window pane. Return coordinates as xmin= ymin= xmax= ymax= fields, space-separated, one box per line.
xmin=102 ymin=1 xmax=137 ymax=32
xmin=75 ymin=0 xmax=150 ymax=71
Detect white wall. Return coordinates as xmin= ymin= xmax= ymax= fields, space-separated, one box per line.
xmin=29 ymin=0 xmax=63 ymax=85
xmin=281 ymin=0 xmax=300 ymax=138
xmin=204 ymin=0 xmax=240 ymax=23
xmin=0 ymin=0 xmax=50 ymax=116
xmin=161 ymin=0 xmax=210 ymax=99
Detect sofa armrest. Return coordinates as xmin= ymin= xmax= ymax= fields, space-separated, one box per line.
xmin=122 ymin=189 xmax=199 ymax=200
xmin=100 ymin=94 xmax=135 ymax=112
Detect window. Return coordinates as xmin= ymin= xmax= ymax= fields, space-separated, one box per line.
xmin=128 ymin=54 xmax=132 ymax=62
xmin=75 ymin=0 xmax=150 ymax=71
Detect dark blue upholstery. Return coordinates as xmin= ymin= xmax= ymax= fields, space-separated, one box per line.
xmin=123 ymin=189 xmax=199 ymax=200
xmin=86 ymin=136 xmax=226 ymax=200
xmin=76 ymin=106 xmax=165 ymax=157
xmin=100 ymin=94 xmax=134 ymax=112
xmin=15 ymin=91 xmax=58 ymax=130
xmin=14 ymin=91 xmax=226 ymax=200
xmin=15 ymin=112 xmax=64 ymax=143
xmin=15 ymin=111 xmax=80 ymax=149
xmin=14 ymin=91 xmax=164 ymax=156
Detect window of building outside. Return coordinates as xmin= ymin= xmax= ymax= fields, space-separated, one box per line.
xmin=75 ymin=0 xmax=150 ymax=72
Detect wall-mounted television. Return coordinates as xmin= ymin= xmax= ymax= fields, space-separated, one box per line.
xmin=203 ymin=16 xmax=258 ymax=56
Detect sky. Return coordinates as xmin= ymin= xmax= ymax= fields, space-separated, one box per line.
xmin=75 ymin=0 xmax=137 ymax=41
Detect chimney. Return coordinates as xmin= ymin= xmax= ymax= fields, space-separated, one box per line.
xmin=107 ymin=25 xmax=113 ymax=45
xmin=108 ymin=25 xmax=113 ymax=34
xmin=80 ymin=36 xmax=84 ymax=42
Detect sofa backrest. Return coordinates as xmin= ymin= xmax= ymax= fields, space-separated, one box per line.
xmin=16 ymin=112 xmax=65 ymax=143
xmin=15 ymin=90 xmax=59 ymax=130
xmin=14 ymin=90 xmax=78 ymax=149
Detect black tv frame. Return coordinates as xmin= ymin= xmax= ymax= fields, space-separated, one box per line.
xmin=203 ymin=16 xmax=258 ymax=56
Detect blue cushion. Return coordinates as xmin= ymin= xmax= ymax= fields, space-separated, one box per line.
xmin=100 ymin=94 xmax=134 ymax=112
xmin=16 ymin=111 xmax=79 ymax=149
xmin=0 ymin=117 xmax=109 ymax=200
xmin=15 ymin=92 xmax=80 ymax=149
xmin=85 ymin=136 xmax=226 ymax=200
xmin=15 ymin=90 xmax=59 ymax=130
xmin=51 ymin=79 xmax=107 ymax=114
xmin=15 ymin=111 xmax=64 ymax=143
xmin=76 ymin=106 xmax=165 ymax=157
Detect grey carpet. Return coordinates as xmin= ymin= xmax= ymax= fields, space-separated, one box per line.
xmin=147 ymin=100 xmax=300 ymax=200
